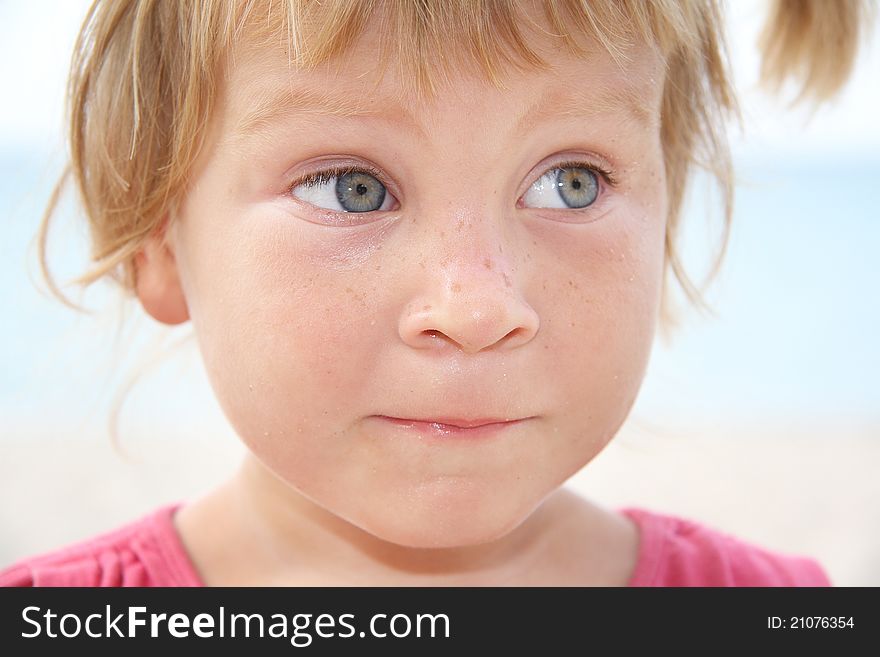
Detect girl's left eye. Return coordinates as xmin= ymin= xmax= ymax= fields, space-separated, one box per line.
xmin=290 ymin=168 xmax=397 ymax=213
xmin=521 ymin=165 xmax=601 ymax=209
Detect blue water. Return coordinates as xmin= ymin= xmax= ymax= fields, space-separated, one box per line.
xmin=641 ymin=155 xmax=880 ymax=423
xmin=1 ymin=149 xmax=878 ymax=438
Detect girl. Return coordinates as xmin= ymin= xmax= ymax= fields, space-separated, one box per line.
xmin=1 ymin=0 xmax=870 ymax=586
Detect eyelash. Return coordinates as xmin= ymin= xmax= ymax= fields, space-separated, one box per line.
xmin=286 ymin=159 xmax=618 ymax=210
xmin=289 ymin=163 xmax=390 ymax=193
xmin=551 ymin=159 xmax=617 ymax=188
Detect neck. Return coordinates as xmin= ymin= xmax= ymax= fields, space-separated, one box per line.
xmin=229 ymin=453 xmax=560 ymax=586
xmin=175 ymin=453 xmax=634 ymax=586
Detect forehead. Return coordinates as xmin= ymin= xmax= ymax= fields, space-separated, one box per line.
xmin=219 ymin=2 xmax=665 ymax=143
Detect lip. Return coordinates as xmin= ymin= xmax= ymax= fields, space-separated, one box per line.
xmin=374 ymin=415 xmax=531 ymax=438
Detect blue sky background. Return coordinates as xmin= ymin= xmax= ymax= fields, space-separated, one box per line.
xmin=1 ymin=1 xmax=878 ymax=442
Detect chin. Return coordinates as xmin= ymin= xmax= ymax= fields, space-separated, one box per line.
xmin=358 ymin=483 xmax=540 ymax=549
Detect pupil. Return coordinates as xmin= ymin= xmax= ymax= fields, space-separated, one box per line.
xmin=356 ymin=183 xmax=368 ymax=195
xmin=572 ymin=178 xmax=581 ymax=190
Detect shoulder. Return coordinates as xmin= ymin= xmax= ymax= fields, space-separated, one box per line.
xmin=0 ymin=504 xmax=203 ymax=587
xmin=620 ymin=507 xmax=832 ymax=587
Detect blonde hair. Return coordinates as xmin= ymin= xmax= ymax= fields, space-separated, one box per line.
xmin=38 ymin=0 xmax=869 ymax=329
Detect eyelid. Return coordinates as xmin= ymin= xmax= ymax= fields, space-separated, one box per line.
xmin=515 ymin=154 xmax=618 ymax=214
xmin=531 ymin=155 xmax=618 ymax=189
xmin=286 ymin=159 xmax=401 ymax=208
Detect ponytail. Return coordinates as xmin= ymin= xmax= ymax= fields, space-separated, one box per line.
xmin=759 ymin=0 xmax=875 ymax=102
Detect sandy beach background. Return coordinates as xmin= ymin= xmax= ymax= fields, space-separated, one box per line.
xmin=2 ymin=412 xmax=878 ymax=586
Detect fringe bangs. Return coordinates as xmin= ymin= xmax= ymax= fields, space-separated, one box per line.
xmin=225 ymin=0 xmax=713 ymax=97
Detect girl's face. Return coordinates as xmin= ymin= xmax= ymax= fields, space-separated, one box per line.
xmin=144 ymin=16 xmax=667 ymax=548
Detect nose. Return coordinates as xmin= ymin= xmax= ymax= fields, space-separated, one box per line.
xmin=397 ymin=213 xmax=540 ymax=355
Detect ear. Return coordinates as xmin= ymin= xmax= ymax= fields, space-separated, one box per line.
xmin=134 ymin=221 xmax=190 ymax=325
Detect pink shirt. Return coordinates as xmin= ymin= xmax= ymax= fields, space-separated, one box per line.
xmin=0 ymin=504 xmax=831 ymax=586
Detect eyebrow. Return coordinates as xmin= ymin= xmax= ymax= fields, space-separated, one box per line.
xmin=230 ymin=86 xmax=427 ymax=143
xmin=230 ymin=80 xmax=657 ymax=145
xmin=514 ymin=84 xmax=657 ymax=135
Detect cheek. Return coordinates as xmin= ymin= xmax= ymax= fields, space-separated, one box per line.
xmin=531 ymin=207 xmax=665 ymax=425
xmin=179 ymin=212 xmax=382 ymax=441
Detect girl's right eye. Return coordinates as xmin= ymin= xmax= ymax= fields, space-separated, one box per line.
xmin=290 ymin=167 xmax=397 ymax=213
